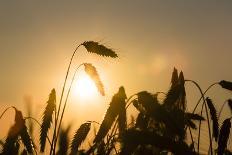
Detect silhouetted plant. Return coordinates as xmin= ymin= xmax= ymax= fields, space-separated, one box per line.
xmin=1 ymin=43 xmax=232 ymax=155
xmin=40 ymin=89 xmax=56 ymax=152
xmin=56 ymin=125 xmax=71 ymax=155
xmin=206 ymin=97 xmax=219 ymax=142
xmin=70 ymin=122 xmax=91 ymax=155
xmin=94 ymin=87 xmax=127 ymax=144
xmin=218 ymin=118 xmax=231 ymax=155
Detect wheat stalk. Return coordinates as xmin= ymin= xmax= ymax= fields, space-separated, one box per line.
xmin=51 ymin=41 xmax=117 ymax=154
xmin=82 ymin=41 xmax=118 ymax=58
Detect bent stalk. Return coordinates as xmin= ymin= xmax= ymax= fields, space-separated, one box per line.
xmin=186 ymin=80 xmax=213 ymax=155
xmin=53 ymin=63 xmax=84 ymax=151
xmin=50 ymin=44 xmax=82 ymax=155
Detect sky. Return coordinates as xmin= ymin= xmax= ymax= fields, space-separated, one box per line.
xmin=0 ymin=0 xmax=232 ymax=152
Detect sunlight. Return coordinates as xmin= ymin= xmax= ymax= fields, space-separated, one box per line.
xmin=72 ymin=73 xmax=98 ymax=100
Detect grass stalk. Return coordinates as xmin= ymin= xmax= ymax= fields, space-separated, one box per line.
xmin=53 ymin=63 xmax=84 ymax=152
xmin=186 ymin=80 xmax=213 ymax=155
xmin=50 ymin=44 xmax=81 ymax=155
xmin=192 ymin=82 xmax=218 ymax=113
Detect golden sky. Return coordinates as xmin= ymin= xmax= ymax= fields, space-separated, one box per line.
xmin=0 ymin=1 xmax=232 ymax=152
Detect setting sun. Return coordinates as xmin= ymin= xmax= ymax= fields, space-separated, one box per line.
xmin=72 ymin=73 xmax=98 ymax=100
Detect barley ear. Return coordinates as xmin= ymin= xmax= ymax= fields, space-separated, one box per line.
xmin=70 ymin=122 xmax=91 ymax=155
xmin=206 ymin=97 xmax=219 ymax=141
xmin=84 ymin=63 xmax=105 ymax=96
xmin=40 ymin=89 xmax=56 ymax=152
xmin=93 ymin=87 xmax=126 ymax=143
xmin=171 ymin=67 xmax=179 ymax=87
xmin=82 ymin=41 xmax=118 ymax=58
xmin=218 ymin=118 xmax=231 ymax=155
xmin=219 ymin=80 xmax=232 ymax=91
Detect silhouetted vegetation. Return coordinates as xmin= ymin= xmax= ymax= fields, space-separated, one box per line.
xmin=0 ymin=41 xmax=231 ymax=155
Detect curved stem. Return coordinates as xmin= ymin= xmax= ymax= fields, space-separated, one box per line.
xmin=87 ymin=120 xmax=101 ymax=125
xmin=192 ymin=82 xmax=218 ymax=114
xmin=125 ymin=94 xmax=137 ymax=109
xmin=50 ymin=44 xmax=82 ymax=155
xmin=24 ymin=117 xmax=52 ymax=146
xmin=0 ymin=106 xmax=16 ymax=119
xmin=185 ymin=80 xmax=213 ymax=155
xmin=218 ymin=100 xmax=229 ymax=121
xmin=53 ymin=63 xmax=84 ymax=153
xmin=188 ymin=126 xmax=196 ymax=153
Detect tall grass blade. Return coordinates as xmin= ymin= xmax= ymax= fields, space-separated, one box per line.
xmin=93 ymin=87 xmax=127 ymax=143
xmin=206 ymin=97 xmax=219 ymax=141
xmin=218 ymin=118 xmax=231 ymax=155
xmin=70 ymin=122 xmax=91 ymax=155
xmin=40 ymin=89 xmax=56 ymax=152
xmin=82 ymin=41 xmax=118 ymax=58
xmin=84 ymin=63 xmax=105 ymax=96
xmin=219 ymin=80 xmax=232 ymax=91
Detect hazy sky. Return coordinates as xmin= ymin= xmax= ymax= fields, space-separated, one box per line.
xmin=0 ymin=0 xmax=232 ymax=151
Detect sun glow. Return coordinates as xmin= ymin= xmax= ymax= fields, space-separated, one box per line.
xmin=72 ymin=73 xmax=98 ymax=100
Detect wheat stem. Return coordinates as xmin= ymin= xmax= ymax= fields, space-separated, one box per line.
xmin=218 ymin=100 xmax=230 ymax=120
xmin=53 ymin=63 xmax=84 ymax=154
xmin=192 ymin=82 xmax=218 ymax=113
xmin=185 ymin=80 xmax=213 ymax=155
xmin=188 ymin=126 xmax=196 ymax=153
xmin=0 ymin=106 xmax=16 ymax=119
xmin=50 ymin=44 xmax=82 ymax=155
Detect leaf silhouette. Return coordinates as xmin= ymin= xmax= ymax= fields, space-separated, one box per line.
xmin=70 ymin=122 xmax=91 ymax=155
xmin=206 ymin=97 xmax=219 ymax=141
xmin=218 ymin=118 xmax=231 ymax=155
xmin=40 ymin=89 xmax=56 ymax=152
xmin=219 ymin=80 xmax=232 ymax=91
xmin=84 ymin=63 xmax=105 ymax=96
xmin=93 ymin=87 xmax=127 ymax=143
xmin=82 ymin=41 xmax=118 ymax=58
